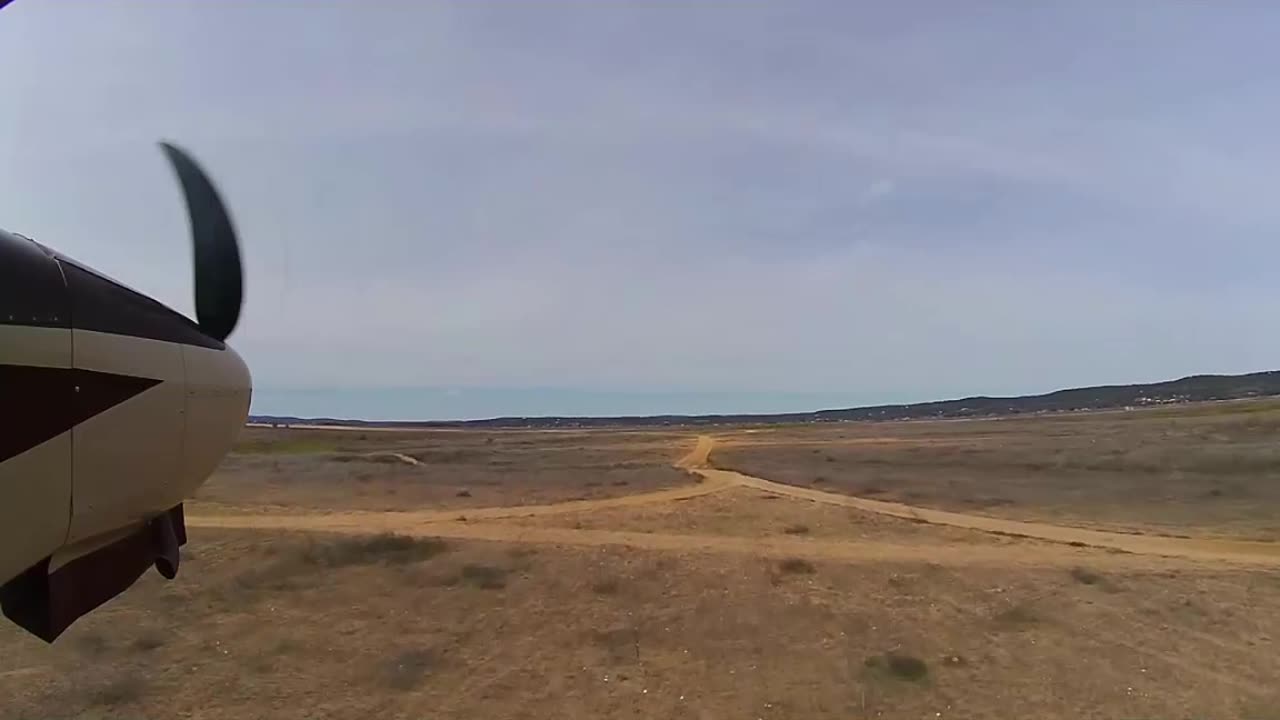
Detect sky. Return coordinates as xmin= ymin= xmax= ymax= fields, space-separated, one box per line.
xmin=3 ymin=2 xmax=1280 ymax=420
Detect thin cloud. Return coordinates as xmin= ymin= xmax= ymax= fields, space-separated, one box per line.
xmin=860 ymin=178 xmax=896 ymax=205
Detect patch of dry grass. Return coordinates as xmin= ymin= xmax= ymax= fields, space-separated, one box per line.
xmin=866 ymin=652 xmax=929 ymax=682
xmin=994 ymin=601 xmax=1041 ymax=629
xmin=130 ymin=630 xmax=166 ymax=653
xmin=458 ymin=564 xmax=508 ymax=590
xmin=591 ymin=578 xmax=621 ymax=595
xmin=778 ymin=557 xmax=816 ymax=575
xmin=293 ymin=533 xmax=449 ymax=568
xmin=1069 ymin=565 xmax=1122 ymax=593
xmin=85 ymin=674 xmax=146 ymax=707
xmin=383 ymin=649 xmax=437 ymax=691
xmin=230 ymin=534 xmax=450 ymax=598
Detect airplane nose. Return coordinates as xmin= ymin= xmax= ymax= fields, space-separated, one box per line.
xmin=180 ymin=342 xmax=252 ymax=496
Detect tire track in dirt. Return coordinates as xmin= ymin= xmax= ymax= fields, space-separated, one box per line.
xmin=190 ymin=434 xmax=1280 ymax=566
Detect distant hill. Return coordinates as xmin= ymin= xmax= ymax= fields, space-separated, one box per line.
xmin=250 ymin=370 xmax=1280 ymax=429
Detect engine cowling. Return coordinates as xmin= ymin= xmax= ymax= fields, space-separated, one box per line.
xmin=0 ymin=229 xmax=250 ymax=640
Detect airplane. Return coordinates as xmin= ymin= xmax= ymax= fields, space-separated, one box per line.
xmin=0 ymin=143 xmax=251 ymax=642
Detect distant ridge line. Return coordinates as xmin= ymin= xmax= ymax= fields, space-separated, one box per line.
xmin=250 ymin=370 xmax=1280 ymax=429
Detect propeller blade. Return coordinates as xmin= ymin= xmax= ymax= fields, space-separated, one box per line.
xmin=158 ymin=142 xmax=242 ymax=342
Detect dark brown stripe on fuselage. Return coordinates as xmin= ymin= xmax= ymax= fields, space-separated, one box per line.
xmin=0 ymin=229 xmax=223 ymax=349
xmin=59 ymin=258 xmax=224 ymax=350
xmin=0 ymin=364 xmax=162 ymax=462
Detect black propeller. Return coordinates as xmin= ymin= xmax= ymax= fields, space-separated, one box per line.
xmin=159 ymin=142 xmax=243 ymax=342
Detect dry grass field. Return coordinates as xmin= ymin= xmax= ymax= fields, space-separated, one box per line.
xmin=195 ymin=427 xmax=693 ymax=515
xmin=718 ymin=400 xmax=1280 ymax=540
xmin=3 ymin=404 xmax=1280 ymax=719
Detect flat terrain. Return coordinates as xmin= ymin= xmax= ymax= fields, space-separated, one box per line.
xmin=196 ymin=427 xmax=692 ymax=514
xmin=718 ymin=400 xmax=1280 ymax=540
xmin=3 ymin=404 xmax=1280 ymax=719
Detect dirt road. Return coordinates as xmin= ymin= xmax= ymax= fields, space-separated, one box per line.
xmin=717 ymin=466 xmax=1280 ymax=564
xmin=190 ymin=434 xmax=1280 ymax=566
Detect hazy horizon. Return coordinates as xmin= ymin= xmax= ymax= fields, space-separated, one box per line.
xmin=251 ymin=366 xmax=1255 ymax=421
xmin=251 ymin=387 xmax=925 ymax=421
xmin=6 ymin=2 xmax=1280 ymax=420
